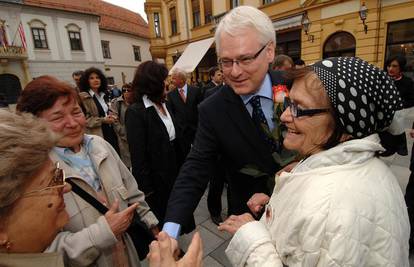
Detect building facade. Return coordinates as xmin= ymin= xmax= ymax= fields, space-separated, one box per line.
xmin=0 ymin=0 xmax=151 ymax=108
xmin=145 ymin=0 xmax=414 ymax=81
xmin=96 ymin=1 xmax=152 ymax=86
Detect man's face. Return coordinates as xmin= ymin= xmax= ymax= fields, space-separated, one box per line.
xmin=212 ymin=70 xmax=223 ymax=84
xmin=72 ymin=75 xmax=81 ymax=87
xmin=172 ymin=74 xmax=185 ymax=88
xmin=218 ymin=30 xmax=274 ymax=95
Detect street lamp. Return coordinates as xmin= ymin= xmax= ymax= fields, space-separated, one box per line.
xmin=301 ymin=12 xmax=314 ymax=43
xmin=359 ymin=2 xmax=368 ymax=34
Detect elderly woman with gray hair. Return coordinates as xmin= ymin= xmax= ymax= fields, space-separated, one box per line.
xmin=218 ymin=57 xmax=410 ymax=266
xmin=0 ymin=110 xmax=71 ymax=266
xmin=16 ymin=75 xmax=159 ymax=267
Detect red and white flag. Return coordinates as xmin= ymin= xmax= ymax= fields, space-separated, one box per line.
xmin=18 ymin=22 xmax=27 ymax=49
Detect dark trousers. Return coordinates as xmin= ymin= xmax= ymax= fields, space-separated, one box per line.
xmin=207 ymin=159 xmax=232 ymax=217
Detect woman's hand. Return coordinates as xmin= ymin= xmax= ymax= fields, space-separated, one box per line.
xmin=150 ymin=225 xmax=161 ymax=239
xmin=247 ymin=193 xmax=270 ymax=216
xmin=218 ymin=213 xmax=255 ymax=235
xmin=148 ymin=231 xmax=203 ymax=267
xmin=104 ymin=200 xmax=139 ymax=239
xmin=103 ymin=116 xmax=116 ymax=124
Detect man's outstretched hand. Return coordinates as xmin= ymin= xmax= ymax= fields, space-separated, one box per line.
xmin=147 ymin=231 xmax=203 ymax=267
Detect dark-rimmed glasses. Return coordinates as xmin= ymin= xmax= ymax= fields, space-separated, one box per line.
xmin=22 ymin=162 xmax=66 ymax=197
xmin=218 ymin=42 xmax=270 ymax=70
xmin=283 ymin=97 xmax=329 ymax=118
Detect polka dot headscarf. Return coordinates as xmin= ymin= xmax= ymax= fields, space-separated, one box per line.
xmin=311 ymin=57 xmax=403 ymax=138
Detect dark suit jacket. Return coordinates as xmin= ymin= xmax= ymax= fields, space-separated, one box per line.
xmin=125 ymin=99 xmax=183 ymax=223
xmin=204 ymin=84 xmax=222 ymax=99
xmin=167 ymin=85 xmax=203 ymax=155
xmin=165 ymin=71 xmax=290 ymax=228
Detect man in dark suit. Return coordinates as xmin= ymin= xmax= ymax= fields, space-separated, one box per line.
xmin=204 ymin=66 xmax=223 ymax=92
xmin=163 ymin=6 xmax=290 ymax=240
xmin=167 ymin=69 xmax=204 ymax=157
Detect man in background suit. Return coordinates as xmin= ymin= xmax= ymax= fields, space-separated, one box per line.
xmin=167 ymin=69 xmax=204 ymax=157
xmin=163 ymin=6 xmax=290 ymax=240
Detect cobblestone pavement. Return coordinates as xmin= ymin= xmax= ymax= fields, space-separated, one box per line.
xmin=142 ymin=107 xmax=414 ymax=267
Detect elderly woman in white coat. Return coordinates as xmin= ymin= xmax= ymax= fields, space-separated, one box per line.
xmin=218 ymin=57 xmax=410 ymax=267
xmin=16 ymin=76 xmax=159 ymax=267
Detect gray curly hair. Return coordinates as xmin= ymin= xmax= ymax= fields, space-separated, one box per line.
xmin=0 ymin=110 xmax=57 ymax=218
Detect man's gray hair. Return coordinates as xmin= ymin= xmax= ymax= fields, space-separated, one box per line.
xmin=0 ymin=110 xmax=57 ymax=217
xmin=170 ymin=68 xmax=187 ymax=80
xmin=214 ymin=6 xmax=276 ymax=54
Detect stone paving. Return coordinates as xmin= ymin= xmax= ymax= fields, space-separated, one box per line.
xmin=143 ymin=107 xmax=414 ymax=267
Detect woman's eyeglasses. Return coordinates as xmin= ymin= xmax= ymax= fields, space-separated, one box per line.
xmin=22 ymin=162 xmax=66 ymax=197
xmin=283 ymin=97 xmax=329 ymax=118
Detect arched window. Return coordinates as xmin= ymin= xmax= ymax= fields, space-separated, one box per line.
xmin=323 ymin=31 xmax=356 ymax=59
xmin=65 ymin=23 xmax=83 ymax=51
xmin=28 ymin=19 xmax=48 ymax=49
xmin=0 ymin=74 xmax=22 ymax=105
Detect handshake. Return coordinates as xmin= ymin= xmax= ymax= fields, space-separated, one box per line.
xmin=147 ymin=231 xmax=202 ymax=267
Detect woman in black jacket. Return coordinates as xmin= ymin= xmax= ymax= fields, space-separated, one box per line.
xmin=125 ymin=61 xmax=184 ymax=226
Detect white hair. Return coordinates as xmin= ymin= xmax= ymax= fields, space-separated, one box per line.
xmin=170 ymin=68 xmax=187 ymax=80
xmin=214 ymin=6 xmax=276 ymax=54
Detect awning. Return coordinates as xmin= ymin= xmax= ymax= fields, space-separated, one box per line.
xmin=272 ymin=14 xmax=303 ymax=32
xmin=169 ymin=37 xmax=215 ymax=74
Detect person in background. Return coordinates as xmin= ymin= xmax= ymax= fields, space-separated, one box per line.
xmin=294 ymin=58 xmax=306 ymax=69
xmin=273 ymin=54 xmax=294 ymax=71
xmin=126 ymin=61 xmax=188 ymax=230
xmin=219 ymin=57 xmax=409 ymax=267
xmin=388 ymin=56 xmax=414 ymax=253
xmin=110 ymin=83 xmax=134 ymax=169
xmin=386 ymin=55 xmax=414 ymax=109
xmin=167 ymin=68 xmax=204 ymax=157
xmin=16 ymin=76 xmax=159 ymax=267
xmin=204 ymin=66 xmax=224 ymax=96
xmin=78 ymin=67 xmax=120 ymax=153
xmin=72 ymin=70 xmax=84 ymax=92
xmin=0 ymin=110 xmax=70 ymax=267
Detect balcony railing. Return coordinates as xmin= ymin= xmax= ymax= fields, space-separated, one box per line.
xmin=0 ymin=46 xmax=28 ymax=59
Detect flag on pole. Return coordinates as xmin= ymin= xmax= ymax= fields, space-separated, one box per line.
xmin=18 ymin=22 xmax=27 ymax=49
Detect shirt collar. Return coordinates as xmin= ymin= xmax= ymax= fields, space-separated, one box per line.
xmin=88 ymin=89 xmax=104 ymax=98
xmin=179 ymin=83 xmax=188 ymax=94
xmin=240 ymin=73 xmax=272 ymax=105
xmin=53 ymin=135 xmax=93 ymax=154
xmin=143 ymin=94 xmax=155 ymax=109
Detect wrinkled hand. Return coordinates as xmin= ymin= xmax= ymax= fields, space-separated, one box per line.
xmin=148 ymin=231 xmax=203 ymax=267
xmin=247 ymin=193 xmax=270 ymax=216
xmin=103 ymin=116 xmax=115 ymax=124
xmin=104 ymin=200 xmax=139 ymax=239
xmin=218 ymin=213 xmax=255 ymax=235
xmin=276 ymin=161 xmax=298 ymax=176
xmin=151 ymin=226 xmax=161 ymax=239
xmin=410 ymin=129 xmax=414 ymax=138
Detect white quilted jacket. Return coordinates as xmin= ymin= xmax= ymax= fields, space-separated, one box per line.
xmin=226 ymin=134 xmax=409 ymax=267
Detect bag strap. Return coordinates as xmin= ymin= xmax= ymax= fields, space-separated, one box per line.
xmin=66 ymin=179 xmax=108 ymax=215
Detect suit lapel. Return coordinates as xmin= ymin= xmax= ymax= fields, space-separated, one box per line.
xmin=223 ymin=86 xmax=273 ymax=159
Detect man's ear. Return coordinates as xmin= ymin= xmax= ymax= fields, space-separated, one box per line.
xmin=266 ymin=41 xmax=275 ymax=64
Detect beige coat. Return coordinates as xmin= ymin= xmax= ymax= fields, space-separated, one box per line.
xmin=79 ymin=91 xmax=104 ymax=137
xmin=110 ymin=96 xmax=131 ymax=168
xmin=50 ymin=135 xmax=159 ymax=267
xmin=0 ymin=253 xmax=64 ymax=267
